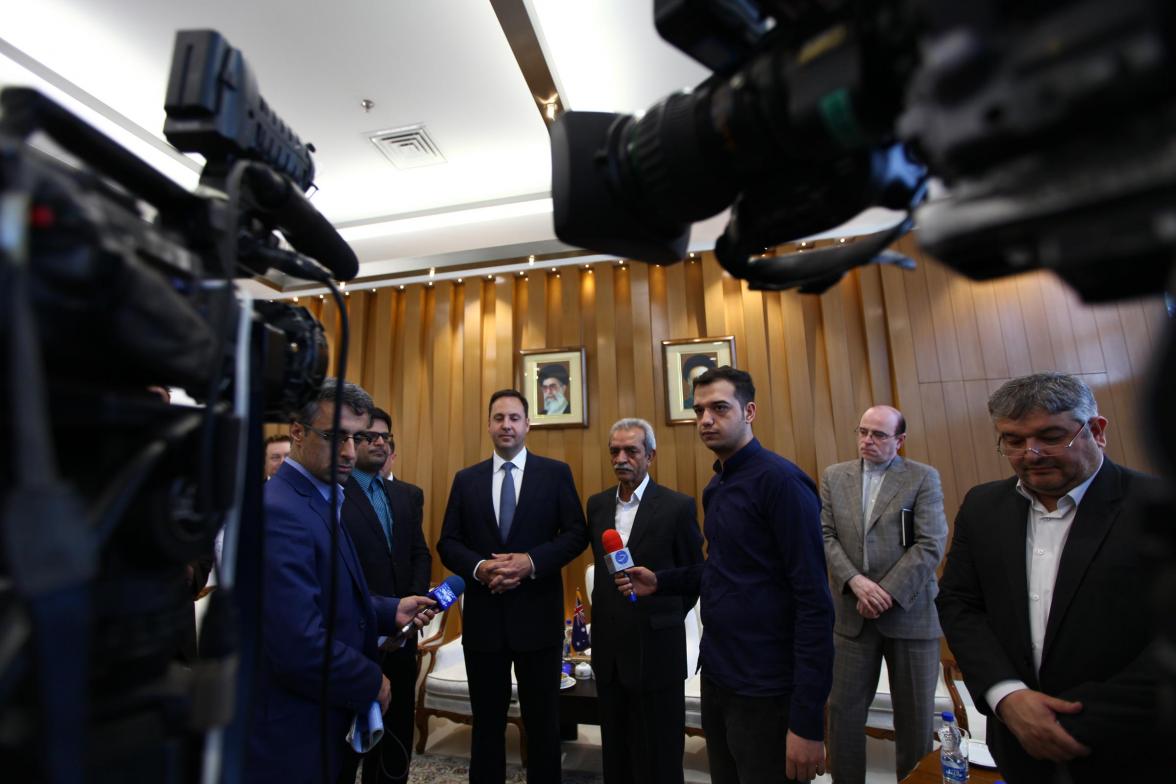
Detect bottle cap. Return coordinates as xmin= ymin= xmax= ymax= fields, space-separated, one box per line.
xmin=942 ymin=711 xmax=955 ymax=722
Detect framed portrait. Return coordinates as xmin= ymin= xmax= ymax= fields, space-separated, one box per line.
xmin=662 ymin=336 xmax=736 ymax=423
xmin=519 ymin=347 xmax=588 ymax=428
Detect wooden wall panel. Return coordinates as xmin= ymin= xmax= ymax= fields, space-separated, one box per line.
xmin=310 ymin=244 xmax=1164 ymax=614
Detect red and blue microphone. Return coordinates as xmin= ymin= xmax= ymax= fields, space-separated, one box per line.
xmin=602 ymin=529 xmax=638 ymax=604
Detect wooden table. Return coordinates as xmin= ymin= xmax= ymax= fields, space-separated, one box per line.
xmin=900 ymin=748 xmax=1003 ymax=783
xmin=558 ymin=677 xmax=599 ymax=740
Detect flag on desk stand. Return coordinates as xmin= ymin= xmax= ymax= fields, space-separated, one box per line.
xmin=571 ymin=589 xmax=591 ymax=652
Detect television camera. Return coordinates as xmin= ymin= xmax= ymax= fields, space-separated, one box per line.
xmin=552 ymin=0 xmax=1176 ymax=729
xmin=0 ymin=29 xmax=356 ymax=782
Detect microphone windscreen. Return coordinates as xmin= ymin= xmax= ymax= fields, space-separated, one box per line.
xmin=432 ymin=575 xmax=466 ymax=611
xmin=602 ymin=529 xmax=623 ymax=554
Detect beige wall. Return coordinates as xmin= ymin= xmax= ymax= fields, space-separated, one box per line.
xmin=289 ymin=235 xmax=1166 ymax=625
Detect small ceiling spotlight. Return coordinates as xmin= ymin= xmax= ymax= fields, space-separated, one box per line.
xmin=399 ymin=285 xmax=405 ymax=290
xmin=360 ymin=98 xmax=375 ymax=113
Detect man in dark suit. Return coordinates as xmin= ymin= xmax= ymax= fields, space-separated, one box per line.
xmin=437 ymin=389 xmax=588 ymax=784
xmin=248 ymin=380 xmax=433 ymax=784
xmin=937 ymin=372 xmax=1163 ymax=783
xmin=338 ymin=407 xmax=432 ymax=784
xmin=587 ymin=417 xmax=703 ymax=784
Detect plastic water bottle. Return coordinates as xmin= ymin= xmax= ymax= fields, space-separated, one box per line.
xmin=939 ymin=711 xmax=968 ymax=783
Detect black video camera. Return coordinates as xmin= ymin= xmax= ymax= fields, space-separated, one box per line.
xmin=552 ymin=0 xmax=1176 ymax=301
xmin=0 ymin=29 xmax=352 ymax=782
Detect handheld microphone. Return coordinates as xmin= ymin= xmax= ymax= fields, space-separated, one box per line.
xmin=396 ymin=574 xmax=466 ymax=637
xmin=602 ymin=529 xmax=637 ymax=604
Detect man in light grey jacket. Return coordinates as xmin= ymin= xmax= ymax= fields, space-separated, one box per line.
xmin=821 ymin=405 xmax=948 ymax=783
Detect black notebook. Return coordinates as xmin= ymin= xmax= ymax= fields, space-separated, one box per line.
xmin=900 ymin=508 xmax=915 ymax=548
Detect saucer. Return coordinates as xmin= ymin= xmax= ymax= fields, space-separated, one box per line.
xmin=560 ymin=675 xmax=576 ymax=690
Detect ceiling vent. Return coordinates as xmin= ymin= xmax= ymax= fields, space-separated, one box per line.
xmin=368 ymin=124 xmax=446 ymax=169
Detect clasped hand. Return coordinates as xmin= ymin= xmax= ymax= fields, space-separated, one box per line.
xmin=849 ymin=574 xmax=892 ymax=619
xmin=477 ymin=552 xmax=533 ymax=593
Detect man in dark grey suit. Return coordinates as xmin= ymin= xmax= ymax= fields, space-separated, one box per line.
xmin=587 ymin=418 xmax=704 ymax=784
xmin=822 ymin=405 xmax=947 ymax=783
xmin=338 ymin=407 xmax=431 ymax=784
xmin=437 ymin=389 xmax=588 ymax=784
xmin=938 ymin=373 xmax=1163 ymax=783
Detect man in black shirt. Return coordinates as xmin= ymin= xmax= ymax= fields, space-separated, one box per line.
xmin=618 ymin=367 xmax=834 ymax=783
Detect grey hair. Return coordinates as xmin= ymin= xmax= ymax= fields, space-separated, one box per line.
xmin=987 ymin=372 xmax=1099 ymax=423
xmin=296 ymin=378 xmax=374 ymax=425
xmin=610 ymin=417 xmax=657 ymax=452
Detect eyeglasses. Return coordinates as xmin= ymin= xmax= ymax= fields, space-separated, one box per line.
xmin=856 ymin=427 xmax=899 ymax=442
xmin=299 ymin=423 xmax=365 ymax=446
xmin=996 ymin=421 xmax=1089 ymax=458
xmin=359 ymin=431 xmax=392 ymax=445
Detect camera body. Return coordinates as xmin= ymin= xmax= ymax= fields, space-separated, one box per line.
xmin=0 ymin=30 xmax=340 ymax=781
xmin=551 ymin=0 xmax=1176 ymax=300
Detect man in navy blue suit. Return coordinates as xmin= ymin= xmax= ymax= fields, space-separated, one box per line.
xmin=437 ymin=389 xmax=588 ymax=784
xmin=248 ymin=380 xmax=433 ymax=784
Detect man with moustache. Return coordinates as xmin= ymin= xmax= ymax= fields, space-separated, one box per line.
xmin=821 ymin=405 xmax=947 ymax=783
xmin=937 ymin=372 xmax=1164 ymax=783
xmin=587 ymin=418 xmax=704 ymax=784
xmin=249 ymin=380 xmax=434 ymax=784
xmin=437 ymin=389 xmax=588 ymax=784
xmin=338 ymin=407 xmax=431 ymax=784
xmin=617 ymin=367 xmax=834 ymax=783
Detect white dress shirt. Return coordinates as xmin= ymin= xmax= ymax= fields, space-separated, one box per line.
xmin=615 ymin=473 xmax=651 ymax=546
xmin=491 ymin=448 xmax=527 ymax=523
xmin=985 ymin=457 xmax=1104 ymax=713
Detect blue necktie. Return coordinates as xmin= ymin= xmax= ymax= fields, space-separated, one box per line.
xmin=367 ymin=480 xmax=393 ymax=552
xmin=499 ymin=462 xmax=516 ymax=542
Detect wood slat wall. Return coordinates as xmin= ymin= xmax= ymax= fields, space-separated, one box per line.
xmin=283 ymin=238 xmax=1165 ymax=628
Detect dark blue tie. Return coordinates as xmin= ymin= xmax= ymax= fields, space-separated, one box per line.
xmin=499 ymin=462 xmax=516 ymax=541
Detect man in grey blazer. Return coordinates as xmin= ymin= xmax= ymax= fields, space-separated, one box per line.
xmin=821 ymin=405 xmax=947 ymax=783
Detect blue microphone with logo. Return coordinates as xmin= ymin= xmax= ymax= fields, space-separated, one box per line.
xmin=602 ymin=529 xmax=638 ymax=604
xmin=395 ymin=574 xmax=466 ymax=637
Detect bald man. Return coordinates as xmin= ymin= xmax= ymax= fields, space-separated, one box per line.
xmin=820 ymin=406 xmax=948 ymax=783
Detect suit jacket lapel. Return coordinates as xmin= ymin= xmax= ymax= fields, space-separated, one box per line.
xmin=996 ymin=484 xmax=1036 ymax=674
xmin=1042 ymin=462 xmax=1122 ymax=660
xmin=626 ymin=482 xmax=657 ymax=553
xmin=291 ymin=469 xmax=368 ymax=595
xmin=348 ymin=478 xmax=388 ymax=552
xmin=866 ymin=457 xmax=906 ymax=533
xmin=478 ymin=459 xmax=501 ymax=543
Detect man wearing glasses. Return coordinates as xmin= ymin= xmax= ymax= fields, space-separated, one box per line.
xmin=338 ymin=407 xmax=431 ymax=784
xmin=937 ymin=372 xmax=1162 ymax=783
xmin=249 ymin=380 xmax=434 ymax=784
xmin=821 ymin=406 xmax=947 ymax=783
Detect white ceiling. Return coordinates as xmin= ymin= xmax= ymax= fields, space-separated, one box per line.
xmin=1 ymin=0 xmax=900 ymax=291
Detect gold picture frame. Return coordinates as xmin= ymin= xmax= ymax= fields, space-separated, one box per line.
xmin=662 ymin=336 xmax=736 ymax=423
xmin=518 ymin=347 xmax=588 ymax=428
